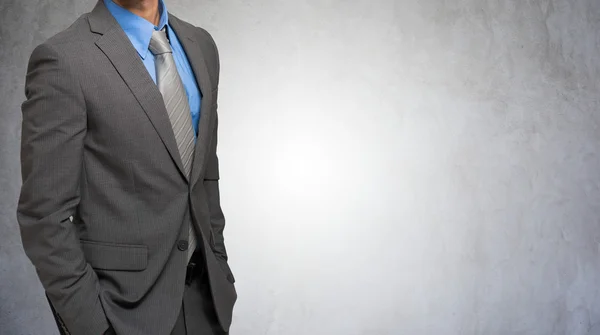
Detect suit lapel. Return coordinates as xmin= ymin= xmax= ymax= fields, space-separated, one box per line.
xmin=168 ymin=15 xmax=215 ymax=188
xmin=88 ymin=1 xmax=189 ymax=182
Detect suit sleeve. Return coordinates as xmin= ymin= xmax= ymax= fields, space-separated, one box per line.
xmin=204 ymin=110 xmax=235 ymax=282
xmin=17 ymin=42 xmax=111 ymax=335
xmin=202 ymin=31 xmax=235 ymax=283
xmin=205 ymin=114 xmax=225 ymax=257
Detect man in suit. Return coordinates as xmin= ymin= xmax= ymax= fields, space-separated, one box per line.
xmin=17 ymin=0 xmax=236 ymax=334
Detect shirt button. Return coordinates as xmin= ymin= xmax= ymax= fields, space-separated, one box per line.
xmin=177 ymin=240 xmax=189 ymax=251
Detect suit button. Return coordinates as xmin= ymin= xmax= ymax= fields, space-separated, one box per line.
xmin=177 ymin=240 xmax=189 ymax=251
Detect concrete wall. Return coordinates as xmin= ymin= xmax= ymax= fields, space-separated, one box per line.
xmin=2 ymin=0 xmax=600 ymax=334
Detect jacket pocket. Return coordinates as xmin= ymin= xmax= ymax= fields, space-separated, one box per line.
xmin=80 ymin=240 xmax=148 ymax=271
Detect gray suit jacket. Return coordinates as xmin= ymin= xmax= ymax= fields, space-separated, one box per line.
xmin=17 ymin=1 xmax=236 ymax=334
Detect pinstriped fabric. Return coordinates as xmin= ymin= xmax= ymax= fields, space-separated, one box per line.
xmin=150 ymin=28 xmax=198 ymax=262
xmin=19 ymin=3 xmax=235 ymax=334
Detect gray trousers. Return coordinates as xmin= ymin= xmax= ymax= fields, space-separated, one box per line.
xmin=99 ymin=265 xmax=226 ymax=335
xmin=169 ymin=267 xmax=227 ymax=335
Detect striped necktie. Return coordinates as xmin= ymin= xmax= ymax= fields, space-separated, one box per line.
xmin=149 ymin=28 xmax=198 ymax=262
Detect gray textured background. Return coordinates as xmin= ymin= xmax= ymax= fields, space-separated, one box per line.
xmin=2 ymin=0 xmax=600 ymax=334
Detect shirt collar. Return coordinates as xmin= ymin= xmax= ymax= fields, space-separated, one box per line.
xmin=104 ymin=0 xmax=169 ymax=60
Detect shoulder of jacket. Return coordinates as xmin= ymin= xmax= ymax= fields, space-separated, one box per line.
xmin=170 ymin=14 xmax=218 ymax=49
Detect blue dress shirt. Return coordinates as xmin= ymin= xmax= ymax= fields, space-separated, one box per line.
xmin=104 ymin=0 xmax=202 ymax=137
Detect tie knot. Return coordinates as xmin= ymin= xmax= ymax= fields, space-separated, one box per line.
xmin=149 ymin=29 xmax=172 ymax=55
